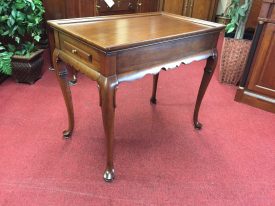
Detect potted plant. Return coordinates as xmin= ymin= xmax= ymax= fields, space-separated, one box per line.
xmin=219 ymin=0 xmax=254 ymax=85
xmin=0 ymin=0 xmax=45 ymax=84
xmin=216 ymin=0 xmax=239 ymax=25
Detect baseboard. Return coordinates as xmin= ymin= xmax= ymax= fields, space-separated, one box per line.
xmin=235 ymin=87 xmax=275 ymax=113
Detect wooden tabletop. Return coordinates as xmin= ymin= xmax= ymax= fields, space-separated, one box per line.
xmin=48 ymin=12 xmax=224 ymax=52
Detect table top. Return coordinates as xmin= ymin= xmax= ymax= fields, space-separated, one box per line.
xmin=48 ymin=12 xmax=224 ymax=52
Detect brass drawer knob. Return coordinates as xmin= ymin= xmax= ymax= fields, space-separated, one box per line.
xmin=71 ymin=49 xmax=77 ymax=54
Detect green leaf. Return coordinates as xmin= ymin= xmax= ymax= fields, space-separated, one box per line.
xmin=0 ymin=50 xmax=13 ymax=75
xmin=28 ymin=22 xmax=33 ymax=27
xmin=11 ymin=9 xmax=17 ymax=18
xmin=240 ymin=2 xmax=249 ymax=11
xmin=15 ymin=2 xmax=26 ymax=9
xmin=16 ymin=11 xmax=25 ymax=21
xmin=34 ymin=17 xmax=41 ymax=24
xmin=7 ymin=44 xmax=16 ymax=52
xmin=225 ymin=23 xmax=236 ymax=33
xmin=17 ymin=27 xmax=25 ymax=36
xmin=7 ymin=17 xmax=15 ymax=27
xmin=227 ymin=26 xmax=235 ymax=33
xmin=2 ymin=30 xmax=9 ymax=36
xmin=15 ymin=37 xmax=20 ymax=44
xmin=0 ymin=15 xmax=9 ymax=22
xmin=34 ymin=35 xmax=41 ymax=42
xmin=26 ymin=0 xmax=36 ymax=10
xmin=12 ymin=25 xmax=18 ymax=33
xmin=238 ymin=8 xmax=245 ymax=17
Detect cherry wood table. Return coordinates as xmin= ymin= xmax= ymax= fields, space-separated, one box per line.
xmin=48 ymin=12 xmax=224 ymax=182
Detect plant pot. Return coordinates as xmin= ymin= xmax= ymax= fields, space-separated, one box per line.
xmin=11 ymin=49 xmax=44 ymax=84
xmin=0 ymin=73 xmax=9 ymax=84
xmin=219 ymin=38 xmax=252 ymax=85
xmin=216 ymin=15 xmax=231 ymax=25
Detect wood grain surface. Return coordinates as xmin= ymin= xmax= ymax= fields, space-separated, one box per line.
xmin=48 ymin=12 xmax=224 ymax=51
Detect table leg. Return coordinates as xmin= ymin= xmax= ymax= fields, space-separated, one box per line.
xmin=98 ymin=76 xmax=118 ymax=182
xmin=150 ymin=73 xmax=159 ymax=104
xmin=193 ymin=51 xmax=218 ymax=130
xmin=53 ymin=51 xmax=75 ymax=139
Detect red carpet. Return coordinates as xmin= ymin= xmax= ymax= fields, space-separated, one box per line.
xmin=0 ymin=37 xmax=275 ymax=205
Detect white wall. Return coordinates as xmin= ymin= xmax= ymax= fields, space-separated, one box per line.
xmin=217 ymin=0 xmax=231 ymax=15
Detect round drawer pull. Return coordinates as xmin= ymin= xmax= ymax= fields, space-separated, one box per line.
xmin=71 ymin=49 xmax=77 ymax=54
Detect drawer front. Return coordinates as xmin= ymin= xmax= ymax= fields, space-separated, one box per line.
xmin=99 ymin=0 xmax=136 ymax=13
xmin=59 ymin=33 xmax=101 ymax=71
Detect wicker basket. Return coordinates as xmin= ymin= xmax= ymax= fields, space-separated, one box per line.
xmin=219 ymin=37 xmax=252 ymax=85
xmin=11 ymin=49 xmax=44 ymax=84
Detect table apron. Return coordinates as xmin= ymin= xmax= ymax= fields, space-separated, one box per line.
xmin=116 ymin=32 xmax=220 ymax=74
xmin=117 ymin=49 xmax=216 ymax=83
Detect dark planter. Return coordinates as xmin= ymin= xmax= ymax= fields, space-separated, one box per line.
xmin=11 ymin=49 xmax=44 ymax=84
xmin=0 ymin=73 xmax=9 ymax=84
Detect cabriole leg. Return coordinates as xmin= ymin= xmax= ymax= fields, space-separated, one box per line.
xmin=98 ymin=76 xmax=118 ymax=182
xmin=53 ymin=50 xmax=75 ymax=139
xmin=193 ymin=50 xmax=218 ymax=130
xmin=150 ymin=73 xmax=159 ymax=104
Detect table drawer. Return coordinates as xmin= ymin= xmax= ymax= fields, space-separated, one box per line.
xmin=59 ymin=33 xmax=101 ymax=71
xmin=63 ymin=41 xmax=92 ymax=62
